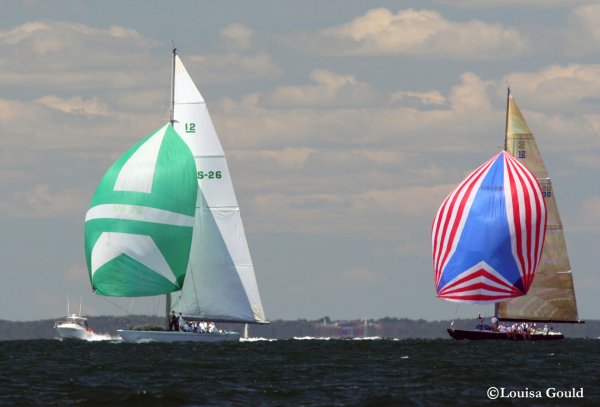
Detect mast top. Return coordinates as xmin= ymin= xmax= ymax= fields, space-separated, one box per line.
xmin=169 ymin=46 xmax=176 ymax=125
xmin=504 ymin=87 xmax=510 ymax=151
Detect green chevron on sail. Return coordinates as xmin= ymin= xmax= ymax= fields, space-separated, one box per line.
xmin=84 ymin=123 xmax=198 ymax=297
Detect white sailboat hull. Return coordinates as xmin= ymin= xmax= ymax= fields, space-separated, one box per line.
xmin=117 ymin=329 xmax=241 ymax=343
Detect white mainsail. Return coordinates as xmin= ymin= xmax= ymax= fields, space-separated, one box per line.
xmin=170 ymin=54 xmax=266 ymax=323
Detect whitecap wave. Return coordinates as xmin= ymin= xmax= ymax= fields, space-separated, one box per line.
xmin=352 ymin=336 xmax=382 ymax=341
xmin=240 ymin=337 xmax=277 ymax=342
xmin=293 ymin=336 xmax=331 ymax=341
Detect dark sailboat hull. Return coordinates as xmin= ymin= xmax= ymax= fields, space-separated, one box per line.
xmin=448 ymin=328 xmax=564 ymax=341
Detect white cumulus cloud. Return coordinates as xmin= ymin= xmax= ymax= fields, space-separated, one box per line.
xmin=265 ymin=69 xmax=376 ymax=107
xmin=220 ymin=23 xmax=254 ymax=49
xmin=503 ymin=64 xmax=600 ymax=113
xmin=298 ymin=8 xmax=529 ymax=59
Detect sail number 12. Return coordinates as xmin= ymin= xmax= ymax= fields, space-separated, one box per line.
xmin=197 ymin=170 xmax=222 ymax=179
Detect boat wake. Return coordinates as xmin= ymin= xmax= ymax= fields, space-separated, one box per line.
xmin=240 ymin=337 xmax=277 ymax=342
xmin=86 ymin=333 xmax=119 ymax=342
xmin=55 ymin=332 xmax=118 ymax=342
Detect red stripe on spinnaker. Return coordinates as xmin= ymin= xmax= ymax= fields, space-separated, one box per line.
xmin=506 ymin=153 xmax=546 ymax=290
xmin=438 ymin=293 xmax=523 ymax=302
xmin=440 ymin=281 xmax=519 ymax=297
xmin=505 ymin=153 xmax=529 ymax=292
xmin=433 ymin=156 xmax=496 ymax=289
xmin=515 ymin=157 xmax=546 ymax=288
xmin=514 ymin=156 xmax=541 ymax=289
xmin=438 ymin=267 xmax=522 ymax=295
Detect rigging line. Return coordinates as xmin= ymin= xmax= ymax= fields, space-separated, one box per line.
xmin=188 ymin=261 xmax=203 ymax=318
xmin=95 ymin=294 xmax=131 ymax=314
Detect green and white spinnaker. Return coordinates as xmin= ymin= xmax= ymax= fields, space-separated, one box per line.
xmin=84 ymin=123 xmax=197 ymax=297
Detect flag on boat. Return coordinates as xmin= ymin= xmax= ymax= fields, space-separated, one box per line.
xmin=432 ymin=151 xmax=547 ymax=303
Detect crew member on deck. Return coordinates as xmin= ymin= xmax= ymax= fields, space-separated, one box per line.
xmin=169 ymin=311 xmax=177 ymax=331
xmin=178 ymin=312 xmax=185 ymax=331
xmin=491 ymin=316 xmax=498 ymax=331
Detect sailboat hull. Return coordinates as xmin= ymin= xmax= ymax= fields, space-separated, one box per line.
xmin=447 ymin=329 xmax=564 ymax=341
xmin=117 ymin=329 xmax=241 ymax=343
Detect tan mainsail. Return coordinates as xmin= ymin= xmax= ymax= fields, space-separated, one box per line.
xmin=495 ymin=90 xmax=580 ymax=322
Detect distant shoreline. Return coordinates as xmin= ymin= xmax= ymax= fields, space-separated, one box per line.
xmin=1 ymin=316 xmax=597 ymax=340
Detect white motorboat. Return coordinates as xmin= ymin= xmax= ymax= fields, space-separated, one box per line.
xmin=55 ymin=314 xmax=93 ymax=341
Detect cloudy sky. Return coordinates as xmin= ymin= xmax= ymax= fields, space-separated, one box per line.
xmin=1 ymin=0 xmax=599 ymax=323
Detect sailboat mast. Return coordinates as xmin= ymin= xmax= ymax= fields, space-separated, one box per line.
xmin=165 ymin=47 xmax=176 ymax=327
xmin=495 ymin=87 xmax=511 ymax=318
xmin=169 ymin=47 xmax=176 ymax=125
xmin=165 ymin=293 xmax=171 ymax=327
xmin=504 ymin=87 xmax=510 ymax=152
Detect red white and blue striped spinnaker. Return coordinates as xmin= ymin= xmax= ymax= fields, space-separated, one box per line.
xmin=432 ymin=151 xmax=547 ymax=303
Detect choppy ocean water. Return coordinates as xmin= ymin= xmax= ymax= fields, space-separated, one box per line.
xmin=1 ymin=338 xmax=598 ymax=406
